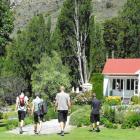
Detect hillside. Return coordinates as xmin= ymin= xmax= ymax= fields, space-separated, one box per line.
xmin=11 ymin=0 xmax=127 ymax=36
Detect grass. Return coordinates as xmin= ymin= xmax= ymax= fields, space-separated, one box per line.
xmin=0 ymin=127 xmax=140 ymax=140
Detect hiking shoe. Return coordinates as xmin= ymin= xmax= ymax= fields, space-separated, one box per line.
xmin=19 ymin=128 xmax=23 ymax=134
xmin=96 ymin=128 xmax=100 ymax=132
xmin=34 ymin=130 xmax=38 ymax=134
xmin=19 ymin=130 xmax=23 ymax=134
xmin=61 ymin=131 xmax=64 ymax=136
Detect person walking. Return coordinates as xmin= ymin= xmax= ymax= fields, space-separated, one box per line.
xmin=55 ymin=86 xmax=71 ymax=136
xmin=90 ymin=93 xmax=101 ymax=132
xmin=15 ymin=92 xmax=28 ymax=134
xmin=31 ymin=93 xmax=44 ymax=134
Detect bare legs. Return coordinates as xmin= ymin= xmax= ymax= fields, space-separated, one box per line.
xmin=19 ymin=120 xmax=24 ymax=134
xmin=34 ymin=121 xmax=42 ymax=134
xmin=59 ymin=122 xmax=66 ymax=136
xmin=92 ymin=121 xmax=100 ymax=132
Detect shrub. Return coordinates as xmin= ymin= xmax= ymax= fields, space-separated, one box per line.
xmin=131 ymin=96 xmax=140 ymax=104
xmin=73 ymin=92 xmax=93 ymax=105
xmin=115 ymin=110 xmax=125 ymax=124
xmin=100 ymin=117 xmax=117 ymax=129
xmin=44 ymin=106 xmax=57 ymax=121
xmin=69 ymin=105 xmax=91 ymax=126
xmin=90 ymin=73 xmax=103 ymax=100
xmin=0 ymin=112 xmax=3 ymax=119
xmin=25 ymin=116 xmax=33 ymax=125
xmin=71 ymin=105 xmax=81 ymax=113
xmin=106 ymin=1 xmax=113 ymax=8
xmin=4 ymin=119 xmax=18 ymax=130
xmin=105 ymin=96 xmax=121 ymax=106
xmin=102 ymin=104 xmax=115 ymax=122
xmin=121 ymin=112 xmax=140 ymax=129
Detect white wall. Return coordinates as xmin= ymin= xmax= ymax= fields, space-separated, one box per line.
xmin=138 ymin=73 xmax=140 ymax=96
xmin=103 ymin=76 xmax=109 ymax=96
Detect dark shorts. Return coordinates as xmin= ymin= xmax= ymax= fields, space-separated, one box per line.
xmin=90 ymin=113 xmax=100 ymax=123
xmin=58 ymin=110 xmax=68 ymax=123
xmin=18 ymin=110 xmax=26 ymax=121
xmin=34 ymin=112 xmax=44 ymax=123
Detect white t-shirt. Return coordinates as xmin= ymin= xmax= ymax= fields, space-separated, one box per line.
xmin=32 ymin=97 xmax=43 ymax=112
xmin=16 ymin=95 xmax=28 ymax=111
xmin=55 ymin=92 xmax=70 ymax=110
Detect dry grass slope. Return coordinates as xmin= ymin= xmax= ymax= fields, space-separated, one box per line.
xmin=11 ymin=0 xmax=127 ymax=36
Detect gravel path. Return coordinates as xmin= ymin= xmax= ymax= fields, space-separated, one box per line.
xmin=8 ymin=116 xmax=74 ymax=135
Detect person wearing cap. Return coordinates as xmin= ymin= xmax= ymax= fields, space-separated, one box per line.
xmin=55 ymin=86 xmax=71 ymax=136
xmin=90 ymin=93 xmax=101 ymax=132
xmin=15 ymin=92 xmax=28 ymax=134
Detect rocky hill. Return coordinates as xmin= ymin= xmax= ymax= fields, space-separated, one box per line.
xmin=11 ymin=0 xmax=127 ymax=36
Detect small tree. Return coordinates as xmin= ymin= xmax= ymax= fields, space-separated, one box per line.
xmin=32 ymin=51 xmax=71 ymax=100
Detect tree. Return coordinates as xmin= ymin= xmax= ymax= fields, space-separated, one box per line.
xmin=103 ymin=18 xmax=120 ymax=58
xmin=89 ymin=16 xmax=105 ymax=73
xmin=53 ymin=0 xmax=95 ymax=87
xmin=6 ymin=14 xmax=51 ymax=96
xmin=0 ymin=0 xmax=14 ymax=55
xmin=32 ymin=51 xmax=71 ymax=100
xmin=117 ymin=0 xmax=140 ymax=57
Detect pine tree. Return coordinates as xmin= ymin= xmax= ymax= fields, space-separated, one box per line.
xmin=0 ymin=0 xmax=14 ymax=55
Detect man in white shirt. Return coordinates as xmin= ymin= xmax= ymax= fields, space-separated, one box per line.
xmin=55 ymin=86 xmax=71 ymax=136
xmin=15 ymin=92 xmax=28 ymax=134
xmin=32 ymin=93 xmax=44 ymax=134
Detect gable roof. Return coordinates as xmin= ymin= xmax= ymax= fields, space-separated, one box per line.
xmin=102 ymin=59 xmax=140 ymax=75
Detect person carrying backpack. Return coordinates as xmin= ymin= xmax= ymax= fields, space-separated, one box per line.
xmin=31 ymin=93 xmax=44 ymax=134
xmin=15 ymin=92 xmax=28 ymax=134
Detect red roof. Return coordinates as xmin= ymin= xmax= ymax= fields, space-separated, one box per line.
xmin=102 ymin=59 xmax=140 ymax=75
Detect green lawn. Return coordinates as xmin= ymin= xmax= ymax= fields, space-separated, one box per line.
xmin=0 ymin=127 xmax=140 ymax=140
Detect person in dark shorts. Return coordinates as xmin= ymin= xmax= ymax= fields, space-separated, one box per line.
xmin=90 ymin=93 xmax=101 ymax=132
xmin=55 ymin=86 xmax=71 ymax=136
xmin=15 ymin=92 xmax=28 ymax=134
xmin=31 ymin=93 xmax=44 ymax=134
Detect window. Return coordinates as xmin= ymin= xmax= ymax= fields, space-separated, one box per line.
xmin=113 ymin=79 xmax=116 ymax=90
xmin=131 ymin=79 xmax=134 ymax=90
xmin=121 ymin=79 xmax=123 ymax=89
xmin=112 ymin=78 xmax=123 ymax=90
xmin=127 ymin=79 xmax=130 ymax=90
xmin=135 ymin=80 xmax=138 ymax=94
xmin=127 ymin=79 xmax=135 ymax=90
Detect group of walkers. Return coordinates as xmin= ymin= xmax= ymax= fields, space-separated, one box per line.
xmin=15 ymin=86 xmax=101 ymax=136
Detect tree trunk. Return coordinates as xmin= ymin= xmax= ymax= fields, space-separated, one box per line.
xmin=74 ymin=0 xmax=84 ymax=85
xmin=82 ymin=31 xmax=88 ymax=83
xmin=25 ymin=74 xmax=32 ymax=97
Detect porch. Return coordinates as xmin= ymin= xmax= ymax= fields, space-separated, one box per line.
xmin=103 ymin=75 xmax=140 ymax=99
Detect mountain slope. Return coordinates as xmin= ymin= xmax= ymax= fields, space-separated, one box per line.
xmin=11 ymin=0 xmax=127 ymax=36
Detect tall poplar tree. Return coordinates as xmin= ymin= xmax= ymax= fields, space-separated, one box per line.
xmin=52 ymin=0 xmax=97 ymax=87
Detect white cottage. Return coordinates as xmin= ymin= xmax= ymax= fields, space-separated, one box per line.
xmin=102 ymin=59 xmax=140 ymax=100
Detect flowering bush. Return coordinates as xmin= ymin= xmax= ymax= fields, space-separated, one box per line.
xmin=73 ymin=92 xmax=93 ymax=105
xmin=131 ymin=96 xmax=140 ymax=104
xmin=105 ymin=96 xmax=121 ymax=106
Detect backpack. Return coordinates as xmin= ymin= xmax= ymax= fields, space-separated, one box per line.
xmin=19 ymin=96 xmax=25 ymax=107
xmin=42 ymin=101 xmax=48 ymax=114
xmin=38 ymin=101 xmax=48 ymax=115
